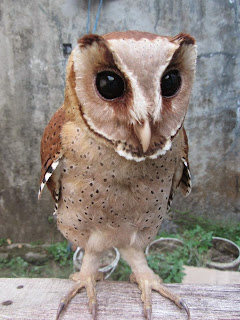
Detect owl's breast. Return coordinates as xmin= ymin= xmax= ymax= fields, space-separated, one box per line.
xmin=56 ymin=131 xmax=178 ymax=249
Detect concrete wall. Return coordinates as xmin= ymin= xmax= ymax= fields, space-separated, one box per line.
xmin=0 ymin=0 xmax=239 ymax=242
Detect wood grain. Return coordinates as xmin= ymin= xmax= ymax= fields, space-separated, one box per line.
xmin=0 ymin=278 xmax=239 ymax=320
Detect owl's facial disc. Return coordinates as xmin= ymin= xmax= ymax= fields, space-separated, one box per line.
xmin=94 ymin=68 xmax=182 ymax=154
xmin=73 ymin=31 xmax=197 ymax=162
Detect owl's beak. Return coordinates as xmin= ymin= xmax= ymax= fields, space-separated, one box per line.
xmin=133 ymin=120 xmax=151 ymax=153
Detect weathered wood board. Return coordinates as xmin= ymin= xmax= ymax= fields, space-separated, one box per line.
xmin=0 ymin=278 xmax=240 ymax=319
xmin=183 ymin=266 xmax=240 ymax=285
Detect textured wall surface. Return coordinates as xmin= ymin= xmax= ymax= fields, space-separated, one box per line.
xmin=0 ymin=0 xmax=239 ymax=242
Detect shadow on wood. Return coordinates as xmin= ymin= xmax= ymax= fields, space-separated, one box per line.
xmin=0 ymin=278 xmax=240 ymax=319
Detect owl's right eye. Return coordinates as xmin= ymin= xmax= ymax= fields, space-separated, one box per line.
xmin=96 ymin=71 xmax=125 ymax=100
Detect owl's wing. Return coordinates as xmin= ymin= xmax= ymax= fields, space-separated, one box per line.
xmin=167 ymin=127 xmax=192 ymax=211
xmin=38 ymin=106 xmax=65 ymax=204
xmin=179 ymin=157 xmax=192 ymax=197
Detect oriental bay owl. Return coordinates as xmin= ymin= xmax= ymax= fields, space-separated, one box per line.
xmin=39 ymin=31 xmax=196 ymax=319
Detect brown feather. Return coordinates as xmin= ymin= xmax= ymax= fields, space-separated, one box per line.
xmin=40 ymin=106 xmax=65 ymax=199
xmin=167 ymin=127 xmax=191 ymax=210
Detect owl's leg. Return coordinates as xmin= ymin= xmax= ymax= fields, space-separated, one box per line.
xmin=120 ymin=247 xmax=190 ymax=320
xmin=56 ymin=250 xmax=103 ymax=320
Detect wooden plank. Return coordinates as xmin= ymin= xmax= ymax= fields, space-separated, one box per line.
xmin=0 ymin=278 xmax=240 ymax=319
xmin=183 ymin=266 xmax=240 ymax=285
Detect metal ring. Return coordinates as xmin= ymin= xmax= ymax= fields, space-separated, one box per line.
xmin=206 ymin=237 xmax=240 ymax=270
xmin=145 ymin=236 xmax=240 ymax=271
xmin=73 ymin=247 xmax=120 ymax=279
xmin=145 ymin=237 xmax=183 ymax=255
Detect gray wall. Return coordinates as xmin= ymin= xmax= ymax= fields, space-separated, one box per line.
xmin=0 ymin=0 xmax=239 ymax=242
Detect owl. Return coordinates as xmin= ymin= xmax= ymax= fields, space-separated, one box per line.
xmin=39 ymin=31 xmax=196 ymax=320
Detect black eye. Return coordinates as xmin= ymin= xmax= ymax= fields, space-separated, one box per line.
xmin=161 ymin=70 xmax=181 ymax=97
xmin=96 ymin=71 xmax=125 ymax=100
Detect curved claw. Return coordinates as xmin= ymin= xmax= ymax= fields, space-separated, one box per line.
xmin=56 ymin=302 xmax=65 ymax=320
xmin=145 ymin=307 xmax=152 ymax=320
xmin=179 ymin=299 xmax=191 ymax=320
xmin=56 ymin=283 xmax=82 ymax=320
xmin=90 ymin=302 xmax=97 ymax=320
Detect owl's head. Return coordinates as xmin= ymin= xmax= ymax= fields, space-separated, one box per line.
xmin=67 ymin=31 xmax=197 ymax=161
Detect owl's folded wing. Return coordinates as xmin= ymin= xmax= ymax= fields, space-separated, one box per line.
xmin=167 ymin=127 xmax=192 ymax=211
xmin=38 ymin=106 xmax=65 ymax=203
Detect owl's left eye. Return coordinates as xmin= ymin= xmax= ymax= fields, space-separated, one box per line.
xmin=96 ymin=71 xmax=125 ymax=100
xmin=161 ymin=69 xmax=181 ymax=98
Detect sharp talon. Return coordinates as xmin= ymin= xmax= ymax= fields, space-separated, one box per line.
xmin=55 ymin=284 xmax=81 ymax=320
xmin=145 ymin=307 xmax=152 ymax=320
xmin=91 ymin=302 xmax=97 ymax=320
xmin=179 ymin=299 xmax=190 ymax=320
xmin=56 ymin=302 xmax=65 ymax=320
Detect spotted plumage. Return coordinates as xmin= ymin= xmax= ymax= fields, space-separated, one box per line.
xmin=39 ymin=31 xmax=196 ymax=319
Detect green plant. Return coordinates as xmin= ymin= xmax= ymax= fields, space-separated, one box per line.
xmin=146 ymin=225 xmax=214 ymax=282
xmin=1 ymin=257 xmax=29 ymax=277
xmin=48 ymin=216 xmax=54 ymax=224
xmin=147 ymin=251 xmax=185 ymax=283
xmin=181 ymin=225 xmax=213 ymax=266
xmin=47 ymin=241 xmax=73 ymax=266
xmin=170 ymin=210 xmax=240 ymax=243
xmin=30 ymin=240 xmax=45 ymax=246
xmin=110 ymin=223 xmax=240 ymax=283
xmin=0 ymin=238 xmax=7 ymax=247
xmin=110 ymin=258 xmax=131 ymax=281
xmin=110 ymin=249 xmax=186 ymax=283
xmin=236 ymin=236 xmax=240 ymax=247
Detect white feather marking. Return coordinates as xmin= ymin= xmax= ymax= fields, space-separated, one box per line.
xmin=181 ymin=157 xmax=192 ymax=195
xmin=38 ymin=157 xmax=62 ymax=200
xmin=44 ymin=172 xmax=52 ymax=182
xmin=51 ymin=161 xmax=60 ymax=171
xmin=116 ymin=139 xmax=172 ymax=162
xmin=116 ymin=149 xmax=145 ymax=162
xmin=181 ymin=157 xmax=188 ymax=166
xmin=53 ymin=203 xmax=58 ymax=215
xmin=149 ymin=140 xmax=172 ymax=159
xmin=38 ymin=182 xmax=45 ymax=199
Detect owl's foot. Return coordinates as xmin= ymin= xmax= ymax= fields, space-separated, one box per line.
xmin=120 ymin=247 xmax=190 ymax=320
xmin=130 ymin=272 xmax=190 ymax=320
xmin=56 ymin=271 xmax=103 ymax=320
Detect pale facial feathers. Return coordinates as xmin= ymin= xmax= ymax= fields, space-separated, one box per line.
xmin=71 ymin=31 xmax=197 ymax=161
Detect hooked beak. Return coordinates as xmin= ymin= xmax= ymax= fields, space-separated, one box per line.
xmin=133 ymin=120 xmax=151 ymax=153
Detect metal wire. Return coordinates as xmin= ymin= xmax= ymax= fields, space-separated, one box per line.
xmin=87 ymin=0 xmax=103 ymax=34
xmin=93 ymin=0 xmax=103 ymax=33
xmin=86 ymin=0 xmax=91 ymax=34
xmin=73 ymin=247 xmax=120 ymax=279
